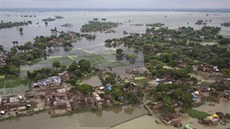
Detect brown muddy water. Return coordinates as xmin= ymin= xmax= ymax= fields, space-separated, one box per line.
xmin=112 ymin=100 xmax=230 ymax=129
xmin=0 ymin=106 xmax=147 ymax=129
xmin=82 ymin=76 xmax=102 ymax=87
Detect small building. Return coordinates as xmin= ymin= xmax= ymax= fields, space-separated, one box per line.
xmin=161 ymin=114 xmax=183 ymax=125
xmin=56 ymin=88 xmax=67 ymax=97
xmin=224 ymin=90 xmax=230 ymax=97
xmin=152 ymin=102 xmax=164 ymax=110
xmin=32 ymin=76 xmax=61 ymax=88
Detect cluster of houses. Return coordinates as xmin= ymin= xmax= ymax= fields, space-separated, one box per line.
xmin=44 ymin=87 xmax=72 ymax=115
xmin=199 ymin=112 xmax=230 ymax=126
xmin=30 ymin=70 xmax=114 ymax=115
xmin=0 ymin=95 xmax=35 ymax=117
xmin=92 ymin=84 xmax=113 ymax=108
xmin=0 ymin=51 xmax=7 ymax=67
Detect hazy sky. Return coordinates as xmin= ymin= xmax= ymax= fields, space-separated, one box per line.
xmin=1 ymin=0 xmax=230 ymax=9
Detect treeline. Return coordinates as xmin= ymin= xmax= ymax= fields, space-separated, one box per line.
xmin=81 ymin=19 xmax=119 ymax=32
xmin=0 ymin=20 xmax=32 ymax=29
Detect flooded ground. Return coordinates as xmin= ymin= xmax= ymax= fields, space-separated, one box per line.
xmin=0 ymin=106 xmax=147 ymax=129
xmin=112 ymin=114 xmax=230 ymax=129
xmin=112 ymin=100 xmax=230 ymax=129
xmin=195 ymin=99 xmax=230 ymax=114
xmin=1 ymin=10 xmax=230 ymax=129
xmin=82 ymin=76 xmax=102 ymax=87
xmin=1 ymin=11 xmax=230 ymax=51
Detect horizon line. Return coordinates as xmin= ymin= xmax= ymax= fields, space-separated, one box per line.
xmin=1 ymin=8 xmax=230 ymax=12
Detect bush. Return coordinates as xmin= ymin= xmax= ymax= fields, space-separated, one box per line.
xmin=184 ymin=108 xmax=210 ymax=119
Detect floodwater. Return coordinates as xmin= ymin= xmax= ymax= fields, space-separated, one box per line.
xmin=1 ymin=10 xmax=230 ymax=129
xmin=112 ymin=114 xmax=230 ymax=129
xmin=195 ymin=99 xmax=230 ymax=114
xmin=82 ymin=76 xmax=102 ymax=87
xmin=112 ymin=101 xmax=230 ymax=129
xmin=0 ymin=106 xmax=147 ymax=129
xmin=1 ymin=11 xmax=230 ymax=51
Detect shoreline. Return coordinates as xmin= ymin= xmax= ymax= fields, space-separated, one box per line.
xmin=110 ymin=113 xmax=147 ymax=128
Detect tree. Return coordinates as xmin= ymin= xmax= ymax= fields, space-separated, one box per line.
xmin=76 ymin=83 xmax=93 ymax=94
xmin=124 ymin=92 xmax=139 ymax=104
xmin=52 ymin=61 xmax=61 ymax=69
xmin=181 ymin=93 xmax=193 ymax=107
xmin=67 ymin=61 xmax=78 ymax=71
xmin=104 ymin=75 xmax=116 ymax=85
xmin=25 ymin=53 xmax=34 ymax=61
xmin=19 ymin=27 xmax=23 ymax=34
xmin=111 ymin=86 xmax=123 ymax=100
xmin=116 ymin=48 xmax=123 ymax=55
xmin=9 ymin=65 xmax=20 ymax=75
xmin=219 ymin=38 xmax=230 ymax=45
xmin=162 ymin=96 xmax=174 ymax=113
xmin=78 ymin=59 xmax=92 ymax=73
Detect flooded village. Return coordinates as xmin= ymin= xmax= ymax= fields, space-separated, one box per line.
xmin=1 ymin=63 xmax=230 ymax=129
xmin=0 ymin=3 xmax=230 ymax=129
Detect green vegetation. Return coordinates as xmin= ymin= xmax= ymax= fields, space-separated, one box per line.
xmin=219 ymin=38 xmax=230 ymax=45
xmin=76 ymin=83 xmax=93 ymax=94
xmin=116 ymin=48 xmax=123 ymax=55
xmin=27 ymin=68 xmax=59 ymax=81
xmin=145 ymin=23 xmax=164 ymax=27
xmin=184 ymin=108 xmax=210 ymax=119
xmin=221 ymin=22 xmax=230 ymax=27
xmin=105 ymin=26 xmax=229 ymax=79
xmin=52 ymin=61 xmax=61 ymax=69
xmin=67 ymin=59 xmax=93 ymax=86
xmin=81 ymin=19 xmax=119 ymax=32
xmin=0 ymin=20 xmax=32 ymax=29
xmin=154 ymin=83 xmax=193 ymax=108
xmin=0 ymin=75 xmax=28 ymax=88
xmin=1 ymin=31 xmax=96 ymax=77
xmin=42 ymin=17 xmax=56 ymax=22
xmin=99 ymin=72 xmax=116 ymax=85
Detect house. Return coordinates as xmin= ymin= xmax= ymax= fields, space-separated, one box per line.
xmin=199 ymin=114 xmax=220 ymax=125
xmin=0 ymin=95 xmax=33 ymax=112
xmin=66 ymin=101 xmax=72 ymax=111
xmin=92 ymin=92 xmax=103 ymax=107
xmin=58 ymin=71 xmax=71 ymax=83
xmin=224 ymin=90 xmax=230 ymax=99
xmin=99 ymin=94 xmax=112 ymax=107
xmin=161 ymin=114 xmax=183 ymax=125
xmin=152 ymin=102 xmax=164 ymax=110
xmin=32 ymin=76 xmax=61 ymax=88
xmin=56 ymin=88 xmax=67 ymax=97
